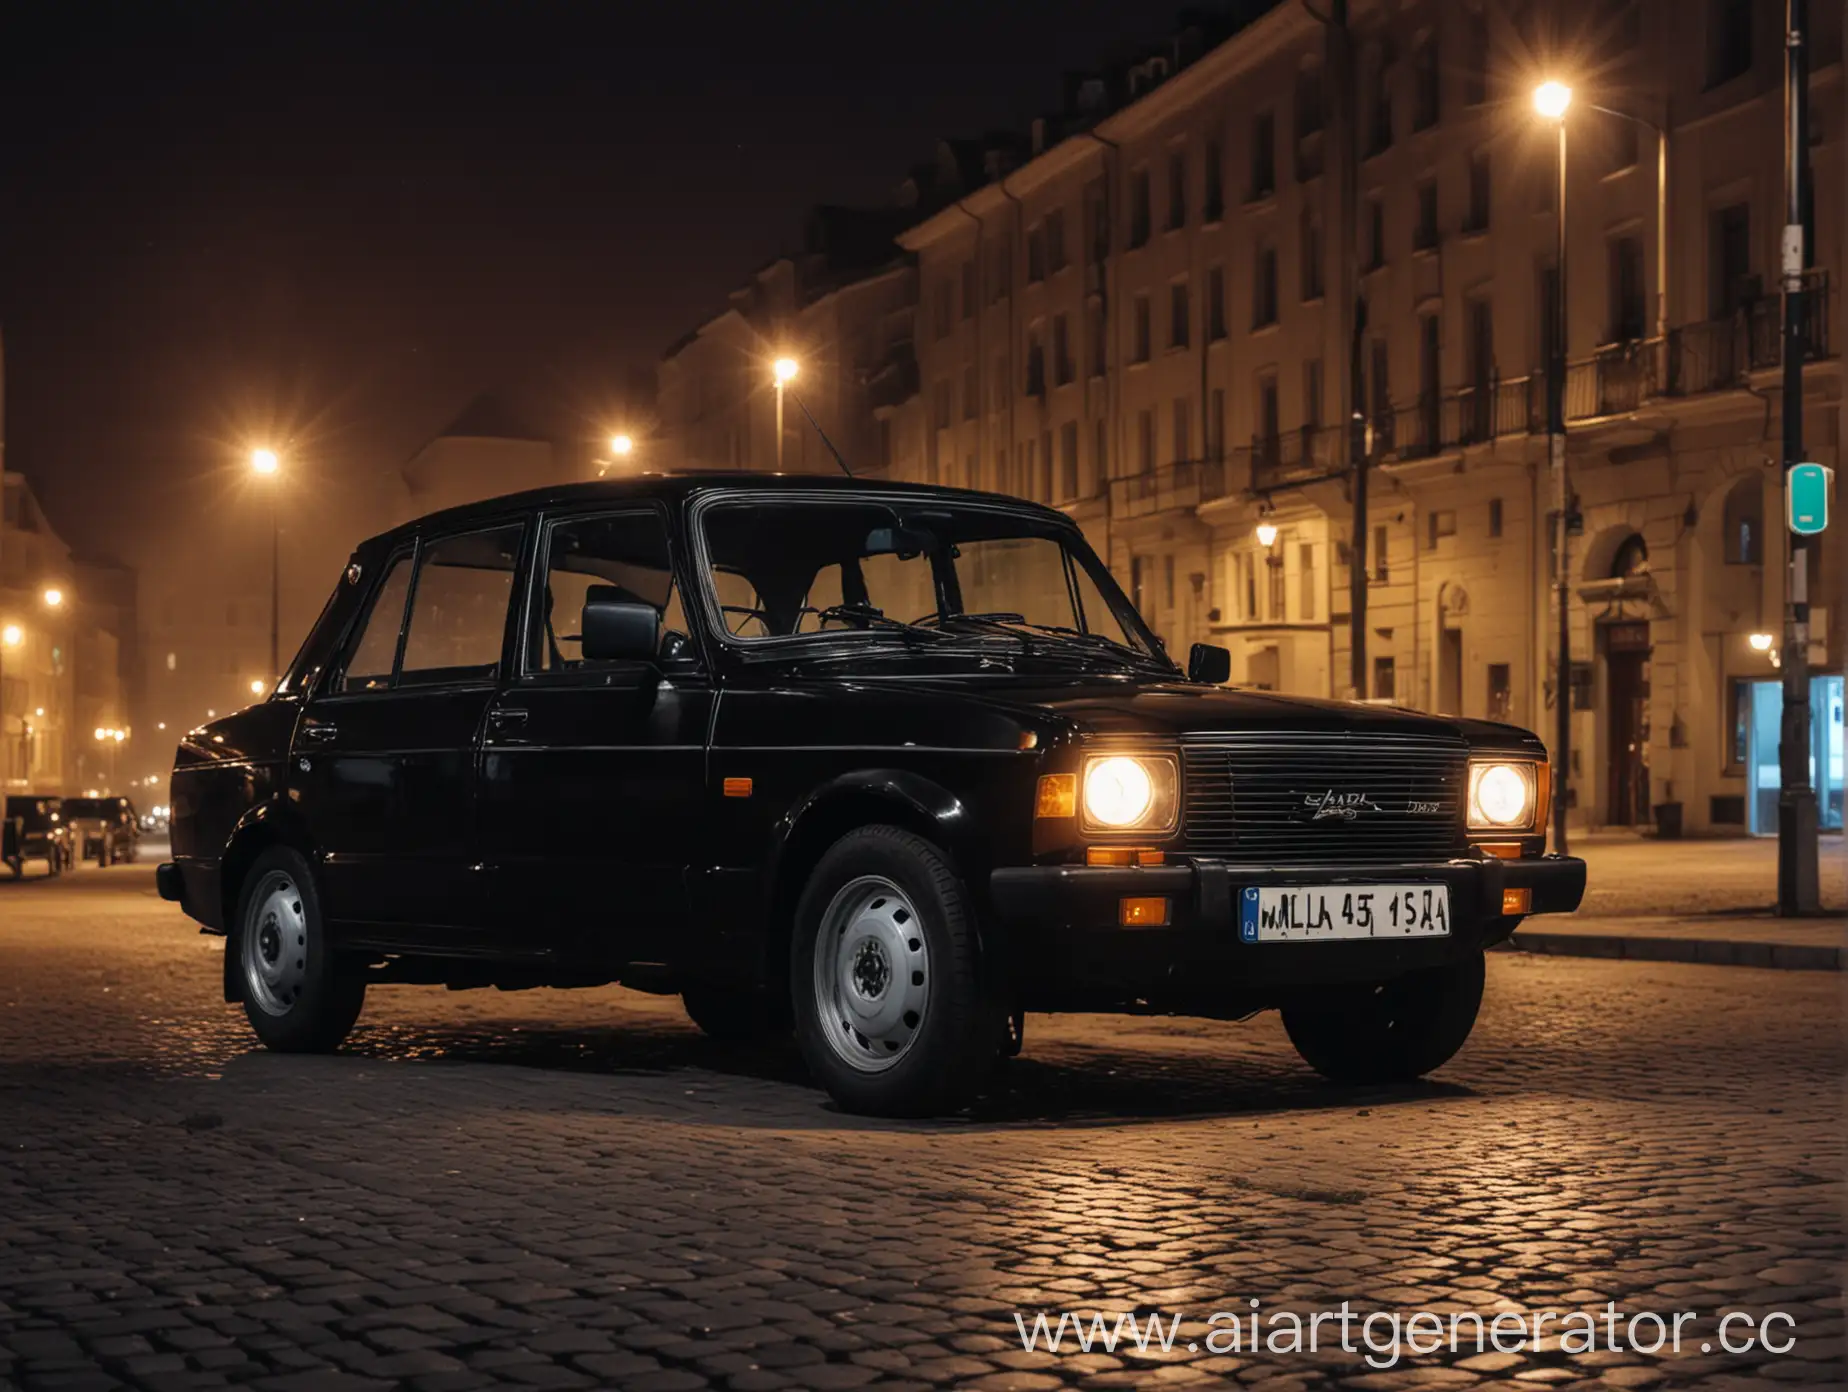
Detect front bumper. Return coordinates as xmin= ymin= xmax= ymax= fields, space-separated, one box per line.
xmin=989 ymin=855 xmax=1585 ymax=1009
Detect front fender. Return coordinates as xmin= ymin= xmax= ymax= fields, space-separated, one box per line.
xmin=771 ymin=767 xmax=977 ymax=879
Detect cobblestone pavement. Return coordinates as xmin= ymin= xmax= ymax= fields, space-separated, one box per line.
xmin=0 ymin=864 xmax=1841 ymax=1391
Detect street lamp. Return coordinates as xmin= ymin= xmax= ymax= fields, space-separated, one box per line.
xmin=1535 ymin=79 xmax=1573 ymax=856
xmin=41 ymin=587 xmax=63 ymax=609
xmin=250 ymin=679 xmax=267 ymax=697
xmin=1254 ymin=521 xmax=1279 ymax=549
xmin=251 ymin=448 xmax=282 ymax=681
xmin=773 ymin=357 xmax=799 ymax=471
xmin=609 ymin=434 xmax=634 ymax=458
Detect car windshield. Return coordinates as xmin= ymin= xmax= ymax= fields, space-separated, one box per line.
xmin=696 ymin=493 xmax=1163 ymax=662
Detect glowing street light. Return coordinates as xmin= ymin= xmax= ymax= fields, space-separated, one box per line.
xmin=609 ymin=434 xmax=635 ymax=458
xmin=250 ymin=678 xmax=267 ymax=696
xmin=1254 ymin=522 xmax=1279 ymax=549
xmin=250 ymin=447 xmax=280 ymax=475
xmin=1533 ymin=80 xmax=1572 ymax=120
xmin=1749 ymin=632 xmax=1777 ymax=652
xmin=94 ymin=727 xmax=107 ymax=742
xmin=1 ymin=624 xmax=19 ymax=648
xmin=773 ymin=357 xmax=800 ymax=471
xmin=41 ymin=587 xmax=63 ymax=608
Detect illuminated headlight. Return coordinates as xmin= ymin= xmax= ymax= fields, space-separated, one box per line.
xmin=1467 ymin=760 xmax=1539 ymax=831
xmin=1081 ymin=754 xmax=1179 ymax=833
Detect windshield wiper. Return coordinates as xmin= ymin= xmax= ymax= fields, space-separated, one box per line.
xmin=927 ymin=613 xmax=1174 ymax=670
xmin=810 ymin=603 xmax=951 ymax=641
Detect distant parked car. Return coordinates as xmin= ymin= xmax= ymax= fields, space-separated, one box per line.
xmin=3 ymin=796 xmax=74 ymax=878
xmin=160 ymin=474 xmax=1586 ymax=1116
xmin=63 ymin=796 xmax=141 ymax=865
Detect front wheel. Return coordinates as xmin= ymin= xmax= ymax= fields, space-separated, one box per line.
xmin=791 ymin=825 xmax=998 ymax=1117
xmin=1281 ymin=951 xmax=1485 ymax=1085
xmin=232 ymin=846 xmax=366 ymax=1053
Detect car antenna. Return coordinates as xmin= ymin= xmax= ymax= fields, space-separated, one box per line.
xmin=787 ymin=389 xmax=854 ymax=478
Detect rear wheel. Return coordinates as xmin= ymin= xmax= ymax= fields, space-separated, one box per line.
xmin=791 ymin=825 xmax=998 ymax=1117
xmin=233 ymin=846 xmax=366 ymax=1053
xmin=1282 ymin=951 xmax=1485 ymax=1084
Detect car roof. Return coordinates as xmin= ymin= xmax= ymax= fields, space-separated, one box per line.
xmin=357 ymin=472 xmax=1073 ymax=555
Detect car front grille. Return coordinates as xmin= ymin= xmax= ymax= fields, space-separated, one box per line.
xmin=1179 ymin=730 xmax=1468 ymax=864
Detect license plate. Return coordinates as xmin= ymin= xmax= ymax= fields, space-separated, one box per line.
xmin=1238 ymin=884 xmax=1451 ymax=942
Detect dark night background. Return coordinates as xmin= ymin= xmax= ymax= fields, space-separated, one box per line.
xmin=0 ymin=0 xmax=1176 ymax=576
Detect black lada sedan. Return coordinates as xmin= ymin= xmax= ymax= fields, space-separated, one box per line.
xmin=160 ymin=474 xmax=1584 ymax=1116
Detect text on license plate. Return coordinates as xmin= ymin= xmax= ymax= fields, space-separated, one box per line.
xmin=1238 ymin=884 xmax=1450 ymax=942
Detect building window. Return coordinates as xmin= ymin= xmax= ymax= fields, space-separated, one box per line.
xmin=1373 ymin=523 xmax=1389 ymax=581
xmin=1204 ymin=140 xmax=1224 ymax=221
xmin=1295 ymin=64 xmax=1325 ymax=180
xmin=1462 ymin=9 xmax=1488 ymax=105
xmin=961 ymin=260 xmax=978 ymax=319
xmin=1169 ymin=281 xmax=1190 ymax=348
xmin=992 ymin=353 xmax=1009 ymax=412
xmin=1060 ymin=421 xmax=1080 ymax=500
xmin=1130 ymin=169 xmax=1152 ymax=247
xmin=1250 ymin=111 xmax=1276 ymax=200
xmin=1137 ymin=408 xmax=1156 ymax=473
xmin=1025 ymin=330 xmax=1046 ymax=396
xmin=1610 ymin=235 xmax=1645 ymax=341
xmin=1488 ymin=497 xmax=1503 ymax=538
xmin=1304 ymin=358 xmax=1324 ymax=429
xmin=963 ymin=363 xmax=979 ymax=420
xmin=933 ymin=379 xmax=952 ymax=430
xmin=1426 ymin=509 xmax=1457 ymax=548
xmin=1242 ymin=553 xmax=1258 ymax=620
xmin=1166 ymin=148 xmax=1188 ymax=229
xmin=1414 ymin=179 xmax=1439 ymax=251
xmin=1088 ymin=299 xmax=1106 ymax=377
xmin=1027 ymin=224 xmax=1047 ymax=283
xmin=1465 ymin=152 xmax=1490 ymax=233
xmin=1132 ymin=293 xmax=1152 ymax=362
xmin=1412 ymin=32 xmax=1440 ymax=130
xmin=1367 ymin=38 xmax=1395 ymax=154
xmin=1722 ymin=476 xmax=1764 ymax=563
xmin=1094 ymin=417 xmax=1108 ymax=481
xmin=1709 ymin=203 xmax=1753 ymax=316
xmin=1268 ymin=548 xmax=1287 ymax=621
xmin=1039 ymin=430 xmax=1053 ymax=499
xmin=1253 ymin=244 xmax=1279 ymax=328
xmin=934 ymin=279 xmax=954 ymax=338
xmin=1256 ymin=371 xmax=1280 ymax=462
xmin=1053 ymin=313 xmax=1074 ymax=385
xmin=1365 ymin=195 xmax=1385 ymax=270
xmin=1046 ymin=208 xmax=1068 ymax=273
xmin=1299 ymin=542 xmax=1317 ymax=621
xmin=1610 ymin=118 xmax=1640 ymax=173
xmin=1373 ymin=655 xmax=1397 ymax=700
xmin=1172 ymin=396 xmax=1191 ymax=464
xmin=1209 ymin=387 xmax=1226 ymax=459
xmin=1487 ymin=662 xmax=1512 ymax=721
xmin=1369 ymin=337 xmax=1391 ymax=423
xmin=1207 ymin=265 xmax=1227 ymax=340
xmin=1299 ymin=210 xmax=1324 ymax=301
xmin=1707 ymin=0 xmax=1753 ymax=88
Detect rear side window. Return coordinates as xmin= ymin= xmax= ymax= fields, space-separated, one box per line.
xmin=400 ymin=525 xmax=524 ymax=686
xmin=338 ymin=556 xmax=413 ymax=693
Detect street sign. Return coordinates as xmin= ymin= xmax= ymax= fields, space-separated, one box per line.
xmin=1788 ymin=462 xmax=1832 ymax=535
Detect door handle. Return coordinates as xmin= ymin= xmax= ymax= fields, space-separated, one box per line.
xmin=488 ymin=707 xmax=529 ymax=730
xmin=302 ymin=722 xmax=339 ymax=742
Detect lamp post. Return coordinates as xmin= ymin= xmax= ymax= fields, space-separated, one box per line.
xmin=251 ymin=448 xmax=281 ymax=680
xmin=1534 ymin=79 xmax=1573 ymax=854
xmin=0 ymin=624 xmax=19 ymax=787
xmin=773 ymin=357 xmax=799 ymax=471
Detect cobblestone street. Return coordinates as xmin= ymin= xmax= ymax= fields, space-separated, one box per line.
xmin=0 ymin=860 xmax=1841 ymax=1391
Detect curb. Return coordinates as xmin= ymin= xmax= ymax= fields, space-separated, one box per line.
xmin=1493 ymin=931 xmax=1842 ymax=972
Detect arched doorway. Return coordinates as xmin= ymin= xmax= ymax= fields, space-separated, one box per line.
xmin=1602 ymin=533 xmax=1652 ymax=826
xmin=1436 ymin=582 xmax=1468 ymax=714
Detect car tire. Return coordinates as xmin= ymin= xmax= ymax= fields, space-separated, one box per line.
xmin=791 ymin=824 xmax=998 ymax=1117
xmin=1282 ymin=950 xmax=1485 ymax=1085
xmin=232 ymin=846 xmax=366 ymax=1053
xmin=680 ymin=983 xmax=788 ymax=1041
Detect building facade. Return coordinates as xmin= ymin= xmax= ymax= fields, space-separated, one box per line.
xmin=884 ymin=0 xmax=1844 ymax=837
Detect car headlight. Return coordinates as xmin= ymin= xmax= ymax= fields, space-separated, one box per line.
xmin=1080 ymin=753 xmax=1179 ymax=833
xmin=1467 ymin=760 xmax=1539 ymax=831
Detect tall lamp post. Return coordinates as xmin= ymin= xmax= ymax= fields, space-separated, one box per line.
xmin=251 ymin=448 xmax=281 ymax=680
xmin=0 ymin=624 xmax=19 ymax=787
xmin=1535 ymin=80 xmax=1573 ymax=854
xmin=773 ymin=357 xmax=799 ymax=471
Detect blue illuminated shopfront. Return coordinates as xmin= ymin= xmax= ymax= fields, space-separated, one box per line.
xmin=1743 ymin=675 xmax=1845 ymax=834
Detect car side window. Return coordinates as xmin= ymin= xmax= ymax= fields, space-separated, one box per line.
xmin=400 ymin=524 xmax=524 ymax=687
xmin=337 ymin=554 xmax=414 ymax=693
xmin=531 ymin=511 xmax=687 ymax=673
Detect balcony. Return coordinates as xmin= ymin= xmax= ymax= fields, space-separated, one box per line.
xmin=1666 ymin=273 xmax=1830 ymax=397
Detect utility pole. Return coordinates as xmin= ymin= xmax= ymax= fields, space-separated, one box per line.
xmin=1547 ymin=103 xmax=1572 ymax=856
xmin=1777 ymin=0 xmax=1820 ymax=914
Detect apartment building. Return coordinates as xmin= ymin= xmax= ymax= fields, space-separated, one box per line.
xmin=891 ymin=0 xmax=1845 ymax=836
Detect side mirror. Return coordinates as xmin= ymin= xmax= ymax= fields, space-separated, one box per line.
xmin=581 ymin=599 xmax=660 ymax=662
xmin=1188 ymin=642 xmax=1231 ymax=685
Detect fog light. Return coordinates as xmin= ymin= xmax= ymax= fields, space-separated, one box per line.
xmin=1501 ymin=887 xmax=1532 ymax=915
xmin=1119 ymin=896 xmax=1170 ymax=927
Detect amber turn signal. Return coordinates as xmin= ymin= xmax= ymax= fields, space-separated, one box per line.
xmin=722 ymin=777 xmax=753 ymax=798
xmin=1118 ymin=896 xmax=1170 ymax=927
xmin=1475 ymin=842 xmax=1524 ymax=860
xmin=1085 ymin=846 xmax=1164 ymax=867
xmin=1035 ymin=773 xmax=1076 ymax=818
xmin=1501 ymin=887 xmax=1532 ymax=915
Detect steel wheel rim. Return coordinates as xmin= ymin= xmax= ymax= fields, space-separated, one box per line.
xmin=242 ymin=870 xmax=309 ymax=1016
xmin=812 ymin=874 xmax=929 ymax=1073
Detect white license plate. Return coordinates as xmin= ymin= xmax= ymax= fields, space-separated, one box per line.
xmin=1238 ymin=884 xmax=1451 ymax=942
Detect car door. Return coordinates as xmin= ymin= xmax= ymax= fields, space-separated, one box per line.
xmin=474 ymin=504 xmax=711 ymax=971
xmin=293 ymin=520 xmax=527 ymax=947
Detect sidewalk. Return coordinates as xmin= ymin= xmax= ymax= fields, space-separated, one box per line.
xmin=1504 ymin=833 xmax=1847 ymax=971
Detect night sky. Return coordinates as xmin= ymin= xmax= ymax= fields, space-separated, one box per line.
xmin=0 ymin=0 xmax=1179 ymax=584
